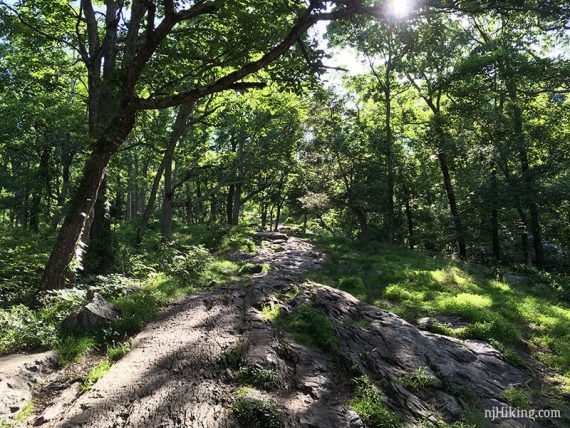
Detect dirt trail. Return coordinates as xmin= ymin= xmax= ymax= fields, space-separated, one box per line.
xmin=49 ymin=236 xmax=550 ymax=427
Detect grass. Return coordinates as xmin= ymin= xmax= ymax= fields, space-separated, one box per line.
xmin=0 ymin=224 xmax=243 ymax=366
xmin=503 ymin=386 xmax=530 ymax=408
xmin=308 ymin=237 xmax=570 ymax=392
xmin=349 ymin=375 xmax=400 ymax=427
xmin=232 ymin=391 xmax=282 ymax=428
xmin=106 ymin=340 xmax=131 ymax=362
xmin=236 ymin=365 xmax=278 ymax=390
xmin=81 ymin=360 xmax=111 ymax=392
xmin=261 ymin=304 xmax=282 ymax=321
xmin=401 ymin=367 xmax=439 ymax=391
xmin=285 ymin=304 xmax=337 ymax=352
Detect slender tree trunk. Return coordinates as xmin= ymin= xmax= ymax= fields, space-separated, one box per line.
xmin=437 ymin=149 xmax=467 ymax=260
xmin=261 ymin=203 xmax=268 ymax=230
xmin=303 ymin=210 xmax=308 ymax=234
xmin=404 ymin=189 xmax=414 ymax=250
xmin=29 ymin=147 xmax=51 ymax=232
xmin=490 ymin=166 xmax=500 ymax=261
xmin=138 ymin=103 xmax=194 ymax=243
xmin=506 ymin=81 xmax=544 ymax=268
xmin=274 ymin=202 xmax=282 ymax=232
xmin=161 ymin=143 xmax=175 ymax=242
xmin=126 ymin=158 xmax=133 ymax=222
xmin=226 ymin=185 xmax=235 ymax=225
xmin=230 ymin=183 xmax=242 ymax=225
xmin=384 ymin=85 xmax=395 ymax=244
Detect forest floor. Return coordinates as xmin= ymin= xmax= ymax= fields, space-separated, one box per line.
xmin=4 ymin=233 xmax=567 ymax=427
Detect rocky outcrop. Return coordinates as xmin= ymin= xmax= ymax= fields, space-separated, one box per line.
xmin=0 ymin=352 xmax=57 ymax=425
xmin=50 ymin=238 xmax=551 ymax=427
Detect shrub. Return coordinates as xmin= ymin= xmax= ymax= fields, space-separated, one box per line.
xmin=349 ymin=376 xmax=400 ymax=427
xmin=339 ymin=276 xmax=365 ymax=294
xmin=236 ymin=366 xmax=278 ymax=390
xmin=401 ymin=367 xmax=439 ymax=391
xmin=503 ymin=386 xmax=530 ymax=408
xmin=287 ymin=305 xmax=337 ymax=352
xmin=232 ymin=397 xmax=282 ymax=428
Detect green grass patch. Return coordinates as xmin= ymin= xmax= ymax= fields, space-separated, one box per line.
xmin=236 ymin=365 xmax=278 ymax=390
xmin=308 ymin=237 xmax=570 ymax=379
xmin=401 ymin=367 xmax=439 ymax=391
xmin=285 ymin=304 xmax=337 ymax=352
xmin=56 ymin=335 xmax=98 ymax=365
xmin=106 ymin=340 xmax=131 ymax=362
xmin=349 ymin=375 xmax=400 ymax=427
xmin=503 ymin=386 xmax=530 ymax=408
xmin=81 ymin=359 xmax=111 ymax=392
xmin=261 ymin=304 xmax=281 ymax=321
xmin=232 ymin=395 xmax=282 ymax=428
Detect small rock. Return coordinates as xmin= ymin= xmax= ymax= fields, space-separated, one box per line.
xmin=505 ymin=274 xmax=531 ymax=286
xmin=255 ymin=232 xmax=289 ymax=241
xmin=417 ymin=316 xmax=469 ymax=331
xmin=62 ymin=292 xmax=120 ymax=330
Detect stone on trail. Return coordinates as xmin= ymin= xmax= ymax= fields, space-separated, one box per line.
xmin=254 ymin=231 xmax=289 ymax=241
xmin=62 ymin=292 xmax=120 ymax=330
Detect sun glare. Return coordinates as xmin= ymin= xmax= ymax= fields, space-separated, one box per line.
xmin=386 ymin=0 xmax=414 ymax=19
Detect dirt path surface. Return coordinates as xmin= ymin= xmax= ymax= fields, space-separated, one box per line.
xmin=49 ymin=236 xmax=552 ymax=427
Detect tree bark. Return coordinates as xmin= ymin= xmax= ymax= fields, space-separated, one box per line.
xmin=29 ymin=147 xmax=51 ymax=232
xmin=40 ymin=147 xmax=118 ymax=290
xmin=230 ymin=183 xmax=242 ymax=225
xmin=384 ymin=82 xmax=395 ymax=244
xmin=85 ymin=177 xmax=114 ymax=273
xmin=138 ymin=103 xmax=194 ymax=243
xmin=437 ymin=149 xmax=467 ymax=260
xmin=490 ymin=166 xmax=500 ymax=261
xmin=404 ymin=189 xmax=414 ymax=250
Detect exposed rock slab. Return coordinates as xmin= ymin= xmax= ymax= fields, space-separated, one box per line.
xmin=53 ymin=237 xmax=544 ymax=427
xmin=0 ymin=352 xmax=57 ymax=424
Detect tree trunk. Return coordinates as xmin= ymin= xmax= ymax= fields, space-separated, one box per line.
xmin=303 ymin=210 xmax=308 ymax=234
xmin=274 ymin=202 xmax=282 ymax=232
xmin=261 ymin=203 xmax=268 ymax=230
xmin=85 ymin=177 xmax=114 ymax=273
xmin=384 ymin=85 xmax=395 ymax=244
xmin=490 ymin=166 xmax=500 ymax=261
xmin=138 ymin=103 xmax=194 ymax=243
xmin=40 ymin=149 xmax=115 ymax=290
xmin=161 ymin=143 xmax=175 ymax=242
xmin=29 ymin=147 xmax=51 ymax=232
xmin=230 ymin=183 xmax=242 ymax=225
xmin=506 ymin=81 xmax=544 ymax=268
xmin=404 ymin=190 xmax=414 ymax=250
xmin=437 ymin=149 xmax=467 ymax=260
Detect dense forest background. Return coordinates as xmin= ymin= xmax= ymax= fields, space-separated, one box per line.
xmin=1 ymin=1 xmax=570 ymax=426
xmin=1 ymin=0 xmax=569 ymax=292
